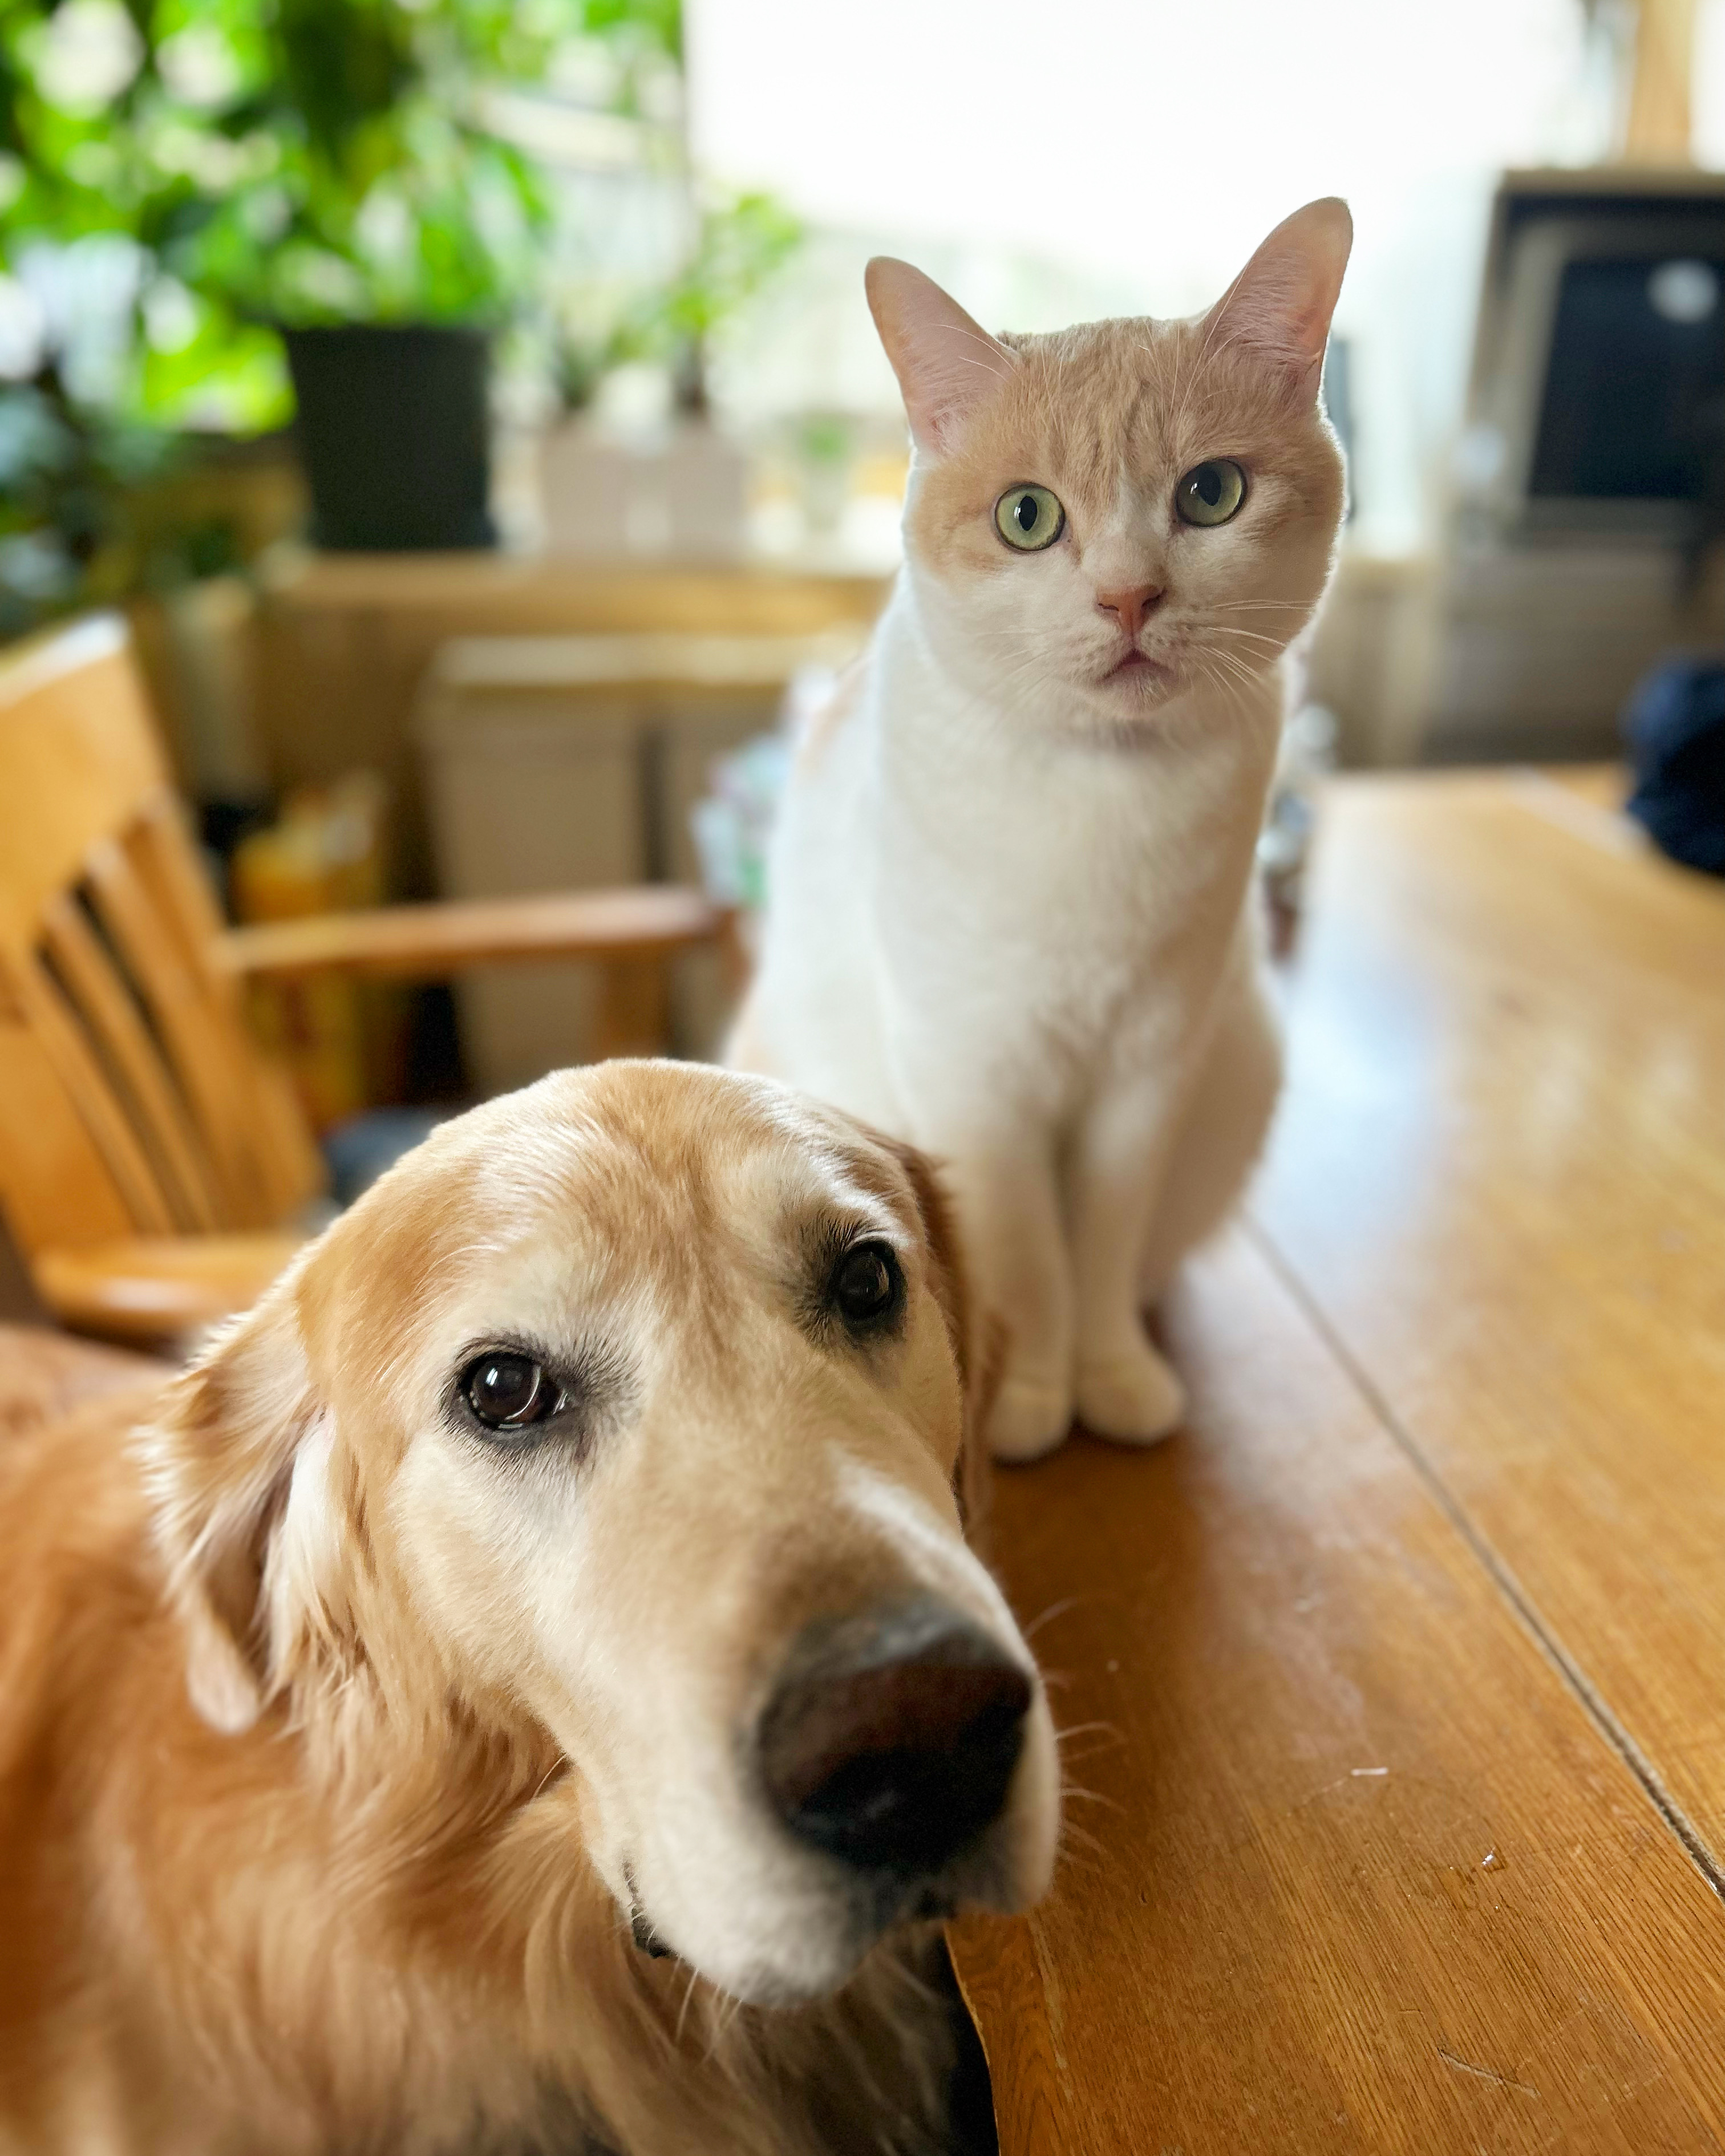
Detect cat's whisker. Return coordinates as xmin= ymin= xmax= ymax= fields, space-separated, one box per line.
xmin=1185 ymin=617 xmax=1293 ymax=647
xmin=1195 ymin=630 xmax=1285 ymax=657
xmin=1214 ymin=669 xmax=1264 ymax=714
xmin=1206 ymin=599 xmax=1318 ymax=611
xmin=1192 ymin=649 xmax=1261 ymax=704
xmin=1206 ymin=642 xmax=1262 ymax=683
xmin=991 ymin=657 xmax=1061 ymax=709
xmin=1198 ymin=658 xmax=1275 ymax=688
xmin=988 ymin=639 xmax=1055 ymax=676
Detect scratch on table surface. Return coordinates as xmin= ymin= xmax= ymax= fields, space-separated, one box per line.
xmin=1439 ymin=2048 xmax=1539 ymax=2098
xmin=1027 ymin=1911 xmax=1071 ymax=2089
xmin=1291 ymin=1768 xmax=1391 ymax=1811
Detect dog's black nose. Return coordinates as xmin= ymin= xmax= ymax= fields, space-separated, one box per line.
xmin=758 ymin=1601 xmax=1031 ymax=1876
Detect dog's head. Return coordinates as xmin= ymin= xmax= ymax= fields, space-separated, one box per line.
xmin=141 ymin=1061 xmax=1058 ymax=2005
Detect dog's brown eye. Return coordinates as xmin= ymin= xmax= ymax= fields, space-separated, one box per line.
xmin=830 ymin=1242 xmax=903 ymax=1328
xmin=462 ymin=1352 xmax=559 ymax=1431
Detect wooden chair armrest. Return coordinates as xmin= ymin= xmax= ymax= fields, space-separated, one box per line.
xmin=34 ymin=1233 xmax=307 ymax=1346
xmin=214 ymin=887 xmax=730 ymax=985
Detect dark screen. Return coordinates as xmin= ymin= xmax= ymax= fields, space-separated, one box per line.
xmin=1529 ymin=254 xmax=1725 ymax=500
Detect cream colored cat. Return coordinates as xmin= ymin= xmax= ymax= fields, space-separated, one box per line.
xmin=731 ymin=200 xmax=1351 ymax=1462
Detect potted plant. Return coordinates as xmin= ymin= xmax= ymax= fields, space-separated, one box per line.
xmin=0 ymin=0 xmax=291 ymax=630
xmin=541 ymin=188 xmax=800 ymax=559
xmin=2 ymin=0 xmax=691 ymax=558
xmin=172 ymin=0 xmax=601 ymax=550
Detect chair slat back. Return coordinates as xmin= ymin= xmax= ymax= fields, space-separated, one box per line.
xmin=0 ymin=958 xmax=139 ymax=1251
xmin=128 ymin=793 xmax=323 ymax=1220
xmin=0 ymin=615 xmax=324 ymax=1259
xmin=38 ymin=890 xmax=224 ymax=1232
xmin=0 ymin=618 xmax=165 ymax=926
xmin=8 ymin=945 xmax=179 ymax=1235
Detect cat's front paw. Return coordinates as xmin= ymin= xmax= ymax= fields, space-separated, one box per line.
xmin=987 ymin=1373 xmax=1074 ymax=1464
xmin=1075 ymin=1339 xmax=1187 ymax=1446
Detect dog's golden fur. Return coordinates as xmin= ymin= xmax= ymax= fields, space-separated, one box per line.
xmin=0 ymin=1063 xmax=1056 ymax=2154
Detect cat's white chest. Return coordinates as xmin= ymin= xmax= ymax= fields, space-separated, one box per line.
xmin=743 ymin=593 xmax=1282 ymax=1139
xmin=871 ymin=679 xmax=1270 ymax=1084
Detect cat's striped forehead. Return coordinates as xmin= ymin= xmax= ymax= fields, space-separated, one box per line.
xmin=902 ymin=303 xmax=1343 ymax=584
xmin=985 ymin=313 xmax=1310 ymax=506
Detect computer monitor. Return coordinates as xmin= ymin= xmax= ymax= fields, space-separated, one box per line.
xmin=1460 ymin=172 xmax=1725 ymax=544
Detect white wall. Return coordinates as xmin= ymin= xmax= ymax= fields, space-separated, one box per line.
xmin=687 ymin=0 xmax=1722 ymax=552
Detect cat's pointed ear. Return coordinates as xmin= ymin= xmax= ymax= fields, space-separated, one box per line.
xmin=1205 ymin=197 xmax=1352 ymax=398
xmin=865 ymin=258 xmax=1015 ymax=455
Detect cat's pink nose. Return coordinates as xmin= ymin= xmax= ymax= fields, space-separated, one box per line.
xmin=1095 ymin=583 xmax=1164 ymax=638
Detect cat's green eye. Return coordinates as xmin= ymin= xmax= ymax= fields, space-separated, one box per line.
xmin=1175 ymin=459 xmax=1247 ymax=528
xmin=994 ymin=484 xmax=1066 ymax=552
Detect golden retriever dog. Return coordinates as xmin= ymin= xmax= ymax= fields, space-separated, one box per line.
xmin=0 ymin=1061 xmax=1058 ymax=2155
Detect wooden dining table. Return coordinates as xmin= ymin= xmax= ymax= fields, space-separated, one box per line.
xmin=950 ymin=765 xmax=1725 ymax=2154
xmin=6 ymin=760 xmax=1720 ymax=2152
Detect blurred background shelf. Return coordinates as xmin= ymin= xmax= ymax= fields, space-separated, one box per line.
xmin=251 ymin=549 xmax=888 ymax=897
xmin=414 ymin=627 xmax=858 ymax=1080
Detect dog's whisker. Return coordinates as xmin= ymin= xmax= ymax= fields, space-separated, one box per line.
xmin=674 ymin=1960 xmax=703 ymax=2049
xmin=526 ymin=1754 xmax=568 ymax=1805
xmin=1052 ymin=1827 xmax=1109 ymax=1877
xmin=1059 ymin=1815 xmax=1111 ymax=1859
xmin=1061 ymin=1782 xmax=1127 ymax=1813
xmin=1022 ymin=1595 xmax=1084 ymax=1641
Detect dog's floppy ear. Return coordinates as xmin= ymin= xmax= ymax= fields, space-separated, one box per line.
xmin=873 ymin=1134 xmax=996 ymax=1548
xmin=137 ymin=1274 xmax=322 ymax=1734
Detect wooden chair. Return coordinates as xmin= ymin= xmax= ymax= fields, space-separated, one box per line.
xmin=0 ymin=615 xmax=728 ymax=1344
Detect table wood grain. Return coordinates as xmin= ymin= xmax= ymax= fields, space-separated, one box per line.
xmin=952 ymin=767 xmax=1725 ymax=2154
xmin=1253 ymin=772 xmax=1725 ymax=1858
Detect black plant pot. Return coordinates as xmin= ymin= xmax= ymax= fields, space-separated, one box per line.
xmin=284 ymin=324 xmax=496 ymax=552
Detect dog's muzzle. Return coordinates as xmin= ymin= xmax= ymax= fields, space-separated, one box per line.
xmin=756 ymin=1598 xmax=1031 ymax=1879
